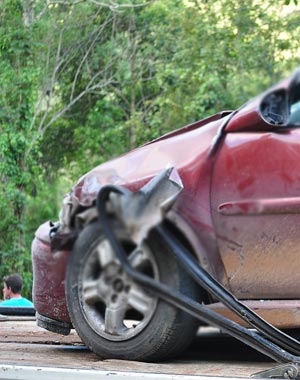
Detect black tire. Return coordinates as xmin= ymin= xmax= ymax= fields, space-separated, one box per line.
xmin=66 ymin=220 xmax=199 ymax=361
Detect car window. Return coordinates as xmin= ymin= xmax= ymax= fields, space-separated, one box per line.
xmin=290 ymin=100 xmax=300 ymax=125
xmin=289 ymin=84 xmax=300 ymax=126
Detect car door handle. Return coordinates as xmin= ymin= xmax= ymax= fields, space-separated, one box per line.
xmin=218 ymin=197 xmax=300 ymax=216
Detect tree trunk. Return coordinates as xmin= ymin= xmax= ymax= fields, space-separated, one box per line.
xmin=21 ymin=0 xmax=34 ymax=27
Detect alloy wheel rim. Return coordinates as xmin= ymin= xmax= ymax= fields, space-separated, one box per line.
xmin=79 ymin=237 xmax=159 ymax=341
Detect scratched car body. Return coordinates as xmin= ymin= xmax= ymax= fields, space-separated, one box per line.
xmin=32 ymin=70 xmax=300 ymax=361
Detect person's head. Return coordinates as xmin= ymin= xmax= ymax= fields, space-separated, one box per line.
xmin=3 ymin=274 xmax=23 ymax=300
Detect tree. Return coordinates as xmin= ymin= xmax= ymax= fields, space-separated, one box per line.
xmin=0 ymin=0 xmax=39 ymax=284
xmin=0 ymin=0 xmax=299 ymax=298
xmin=0 ymin=0 xmax=152 ymax=296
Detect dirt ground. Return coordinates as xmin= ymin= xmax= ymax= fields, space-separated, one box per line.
xmin=0 ymin=318 xmax=277 ymax=378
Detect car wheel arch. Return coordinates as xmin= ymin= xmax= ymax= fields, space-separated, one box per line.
xmin=70 ymin=204 xmax=227 ymax=304
xmin=165 ymin=212 xmax=230 ymax=294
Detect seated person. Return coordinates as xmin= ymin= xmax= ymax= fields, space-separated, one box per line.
xmin=1 ymin=273 xmax=34 ymax=307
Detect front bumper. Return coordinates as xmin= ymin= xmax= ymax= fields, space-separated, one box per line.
xmin=36 ymin=312 xmax=71 ymax=335
xmin=31 ymin=221 xmax=72 ymax=324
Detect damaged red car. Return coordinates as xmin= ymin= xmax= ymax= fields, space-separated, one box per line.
xmin=32 ymin=69 xmax=300 ymax=363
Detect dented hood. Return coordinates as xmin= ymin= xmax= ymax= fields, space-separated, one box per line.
xmin=71 ymin=113 xmax=229 ymax=208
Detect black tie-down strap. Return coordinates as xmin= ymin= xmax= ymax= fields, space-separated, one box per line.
xmin=96 ymin=183 xmax=300 ymax=379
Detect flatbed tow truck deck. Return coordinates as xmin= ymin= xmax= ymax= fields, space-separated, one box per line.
xmin=0 ymin=317 xmax=272 ymax=380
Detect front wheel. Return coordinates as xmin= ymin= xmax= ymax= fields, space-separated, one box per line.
xmin=66 ymin=220 xmax=199 ymax=361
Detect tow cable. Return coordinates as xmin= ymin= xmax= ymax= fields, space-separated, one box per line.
xmin=96 ymin=168 xmax=300 ymax=379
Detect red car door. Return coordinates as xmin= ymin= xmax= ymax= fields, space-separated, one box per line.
xmin=211 ymin=129 xmax=300 ymax=299
xmin=211 ymin=75 xmax=300 ymax=299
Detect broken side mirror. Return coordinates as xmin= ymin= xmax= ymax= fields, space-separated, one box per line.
xmin=260 ymin=88 xmax=289 ymax=127
xmin=260 ymin=68 xmax=300 ymax=128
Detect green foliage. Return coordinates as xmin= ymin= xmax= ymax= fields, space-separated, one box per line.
xmin=0 ymin=0 xmax=38 ymax=298
xmin=0 ymin=0 xmax=300 ymax=299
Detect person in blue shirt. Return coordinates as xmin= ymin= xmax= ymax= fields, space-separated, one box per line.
xmin=1 ymin=273 xmax=34 ymax=307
